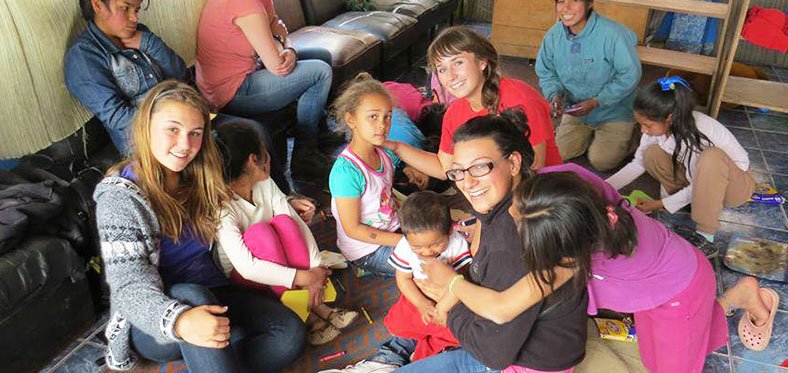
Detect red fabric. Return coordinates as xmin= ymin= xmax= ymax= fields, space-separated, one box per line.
xmin=384 ymin=82 xmax=433 ymax=122
xmin=741 ymin=6 xmax=788 ymax=54
xmin=383 ymin=295 xmax=460 ymax=361
xmin=438 ymin=78 xmax=562 ymax=167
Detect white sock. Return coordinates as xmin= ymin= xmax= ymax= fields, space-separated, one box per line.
xmin=697 ymin=230 xmax=715 ymax=243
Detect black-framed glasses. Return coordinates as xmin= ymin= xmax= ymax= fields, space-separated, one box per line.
xmin=445 ymin=154 xmax=511 ymax=182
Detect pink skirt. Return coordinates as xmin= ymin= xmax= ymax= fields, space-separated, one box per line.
xmin=633 ymin=248 xmax=728 ymax=372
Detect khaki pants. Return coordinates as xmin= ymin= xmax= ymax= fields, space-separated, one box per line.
xmin=643 ymin=145 xmax=755 ymax=233
xmin=556 ymin=115 xmax=639 ymax=172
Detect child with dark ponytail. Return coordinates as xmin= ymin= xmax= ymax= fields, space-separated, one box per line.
xmin=607 ymin=76 xmax=755 ymax=245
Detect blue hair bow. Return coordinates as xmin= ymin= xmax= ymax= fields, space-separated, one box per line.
xmin=657 ymin=76 xmax=690 ymax=91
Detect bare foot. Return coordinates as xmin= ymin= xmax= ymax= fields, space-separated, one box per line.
xmin=719 ymin=276 xmax=770 ymax=325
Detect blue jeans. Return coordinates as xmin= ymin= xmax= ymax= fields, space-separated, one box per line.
xmin=131 ymin=283 xmax=305 ymax=373
xmin=211 ymin=113 xmax=290 ymax=194
xmin=223 ymin=59 xmax=332 ymax=146
xmin=352 ymin=245 xmax=396 ymax=278
xmin=395 ymin=349 xmax=499 ymax=373
xmin=368 ymin=336 xmax=417 ymax=367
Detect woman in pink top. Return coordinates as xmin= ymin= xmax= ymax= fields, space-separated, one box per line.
xmin=195 ymin=0 xmax=333 ymax=179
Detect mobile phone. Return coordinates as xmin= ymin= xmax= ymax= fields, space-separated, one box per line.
xmin=458 ymin=217 xmax=478 ymax=227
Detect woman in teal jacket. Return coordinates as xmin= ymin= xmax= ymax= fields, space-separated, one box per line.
xmin=535 ymin=0 xmax=641 ymax=171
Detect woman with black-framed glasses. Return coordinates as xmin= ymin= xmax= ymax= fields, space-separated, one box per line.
xmin=395 ymin=111 xmax=590 ymax=372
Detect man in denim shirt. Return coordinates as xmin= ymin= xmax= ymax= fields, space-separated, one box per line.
xmin=65 ymin=0 xmax=291 ymax=192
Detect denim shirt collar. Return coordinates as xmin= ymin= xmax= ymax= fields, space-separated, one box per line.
xmin=86 ymin=21 xmax=121 ymax=55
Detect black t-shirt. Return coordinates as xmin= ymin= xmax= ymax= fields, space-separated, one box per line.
xmin=447 ymin=194 xmax=589 ymax=370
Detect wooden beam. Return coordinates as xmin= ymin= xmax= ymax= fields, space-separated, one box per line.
xmin=637 ymin=46 xmax=718 ymax=75
xmin=722 ymin=77 xmax=788 ymax=114
xmin=597 ymin=0 xmax=729 ymax=19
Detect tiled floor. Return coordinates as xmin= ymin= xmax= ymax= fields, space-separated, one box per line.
xmin=40 ymin=22 xmax=788 ymax=373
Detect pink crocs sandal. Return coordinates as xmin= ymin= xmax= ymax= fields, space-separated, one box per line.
xmin=738 ymin=287 xmax=779 ymax=351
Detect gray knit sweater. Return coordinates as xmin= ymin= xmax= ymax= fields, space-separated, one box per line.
xmin=94 ymin=175 xmax=191 ymax=370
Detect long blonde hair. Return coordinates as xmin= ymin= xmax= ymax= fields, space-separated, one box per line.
xmin=111 ymin=80 xmax=228 ymax=243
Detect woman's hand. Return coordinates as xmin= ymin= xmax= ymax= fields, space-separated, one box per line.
xmin=270 ymin=17 xmax=289 ymax=39
xmin=636 ymin=199 xmax=664 ymax=213
xmin=272 ymin=48 xmax=296 ymax=76
xmin=431 ymin=302 xmax=451 ymax=326
xmin=421 ymin=258 xmax=458 ymax=289
xmin=415 ymin=277 xmax=446 ymax=302
xmin=120 ymin=30 xmax=142 ymax=50
xmin=289 ymin=197 xmax=316 ymax=223
xmin=174 ymin=305 xmax=231 ymax=348
xmin=568 ymin=98 xmax=598 ymax=117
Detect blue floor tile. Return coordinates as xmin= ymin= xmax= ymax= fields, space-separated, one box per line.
xmin=720 ymin=202 xmax=788 ymax=231
xmin=751 ymin=171 xmax=773 ymax=185
xmin=704 ymin=353 xmax=734 ymax=372
xmin=749 ymin=112 xmax=788 ymax=134
xmin=755 ymin=131 xmax=788 ymax=153
xmin=771 ymin=173 xmax=788 ymax=201
xmin=763 ymin=151 xmax=788 ymax=175
xmin=737 ymin=358 xmax=785 ymax=373
xmin=730 ymin=127 xmax=760 ymax=149
xmin=748 ymin=149 xmax=769 ymax=172
xmin=719 ymin=110 xmax=752 ymax=128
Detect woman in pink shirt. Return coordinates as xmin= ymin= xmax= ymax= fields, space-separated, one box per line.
xmin=195 ymin=0 xmax=333 ymax=179
xmin=424 ymin=166 xmax=778 ymax=372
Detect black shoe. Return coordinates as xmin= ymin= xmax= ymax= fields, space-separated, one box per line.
xmin=291 ymin=146 xmax=331 ymax=180
xmin=672 ymin=225 xmax=719 ymax=258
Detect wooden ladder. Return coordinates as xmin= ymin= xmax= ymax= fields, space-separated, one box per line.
xmin=597 ymin=0 xmax=736 ymax=113
xmin=709 ymin=0 xmax=788 ymax=116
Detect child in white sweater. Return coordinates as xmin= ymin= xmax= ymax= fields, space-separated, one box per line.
xmin=215 ymin=121 xmax=357 ymax=345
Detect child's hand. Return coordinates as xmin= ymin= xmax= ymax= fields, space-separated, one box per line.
xmin=382 ymin=140 xmax=400 ymax=152
xmin=174 ymin=305 xmax=231 ymax=348
xmin=636 ymin=199 xmax=664 ymax=213
xmin=550 ymin=96 xmax=564 ymax=118
xmin=568 ymin=98 xmax=598 ymax=117
xmin=420 ymin=305 xmax=436 ymax=325
xmin=403 ymin=166 xmax=429 ymax=190
xmin=289 ymin=198 xmax=316 ymax=223
xmin=431 ymin=305 xmax=449 ymax=326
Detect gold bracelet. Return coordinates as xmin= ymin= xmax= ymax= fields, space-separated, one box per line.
xmin=448 ymin=274 xmax=464 ymax=296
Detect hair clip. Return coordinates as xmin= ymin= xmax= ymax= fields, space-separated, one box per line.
xmin=657 ymin=76 xmax=690 ymax=91
xmin=605 ymin=205 xmax=619 ymax=226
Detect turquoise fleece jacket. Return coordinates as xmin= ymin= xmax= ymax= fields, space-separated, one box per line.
xmin=535 ymin=11 xmax=641 ymax=127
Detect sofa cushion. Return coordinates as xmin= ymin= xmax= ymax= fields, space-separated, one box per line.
xmin=322 ymin=11 xmax=418 ymax=43
xmin=288 ymin=26 xmax=382 ymax=68
xmin=371 ymin=0 xmax=439 ymax=19
xmin=0 ymin=236 xmax=83 ymax=318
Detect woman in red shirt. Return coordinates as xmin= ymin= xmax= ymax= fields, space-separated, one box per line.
xmin=387 ymin=26 xmax=561 ymax=178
